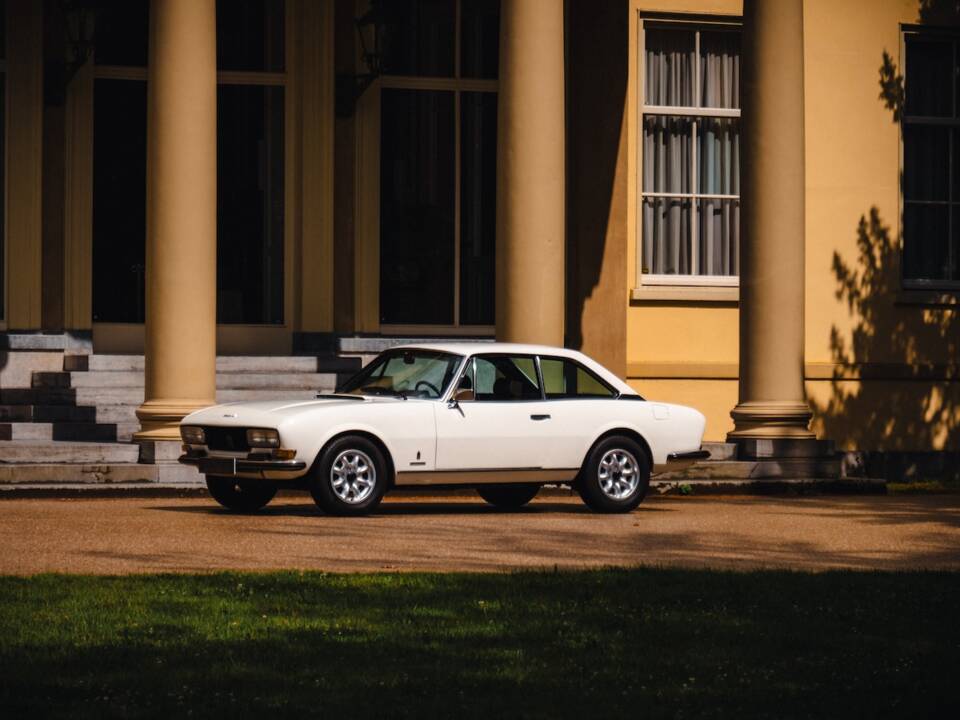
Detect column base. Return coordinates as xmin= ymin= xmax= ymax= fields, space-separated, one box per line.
xmin=727 ymin=400 xmax=824 ymax=459
xmin=134 ymin=398 xmax=216 ymax=442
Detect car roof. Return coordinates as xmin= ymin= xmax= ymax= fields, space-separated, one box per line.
xmin=388 ymin=342 xmax=637 ymax=396
xmin=390 ymin=341 xmax=584 ymax=357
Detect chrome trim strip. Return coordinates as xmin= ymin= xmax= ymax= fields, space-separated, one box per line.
xmin=395 ymin=468 xmax=578 ymax=486
xmin=179 ymin=455 xmax=307 ymax=474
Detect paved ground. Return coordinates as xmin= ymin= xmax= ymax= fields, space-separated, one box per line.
xmin=0 ymin=491 xmax=958 ymax=574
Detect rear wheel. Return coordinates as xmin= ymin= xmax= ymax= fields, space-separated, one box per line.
xmin=206 ymin=476 xmax=278 ymax=512
xmin=476 ymin=483 xmax=540 ymax=509
xmin=310 ymin=435 xmax=388 ymax=516
xmin=577 ymin=436 xmax=650 ymax=513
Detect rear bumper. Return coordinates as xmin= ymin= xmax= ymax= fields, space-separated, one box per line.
xmin=179 ymin=454 xmax=307 ymax=478
xmin=667 ymin=450 xmax=711 ymax=463
xmin=658 ymin=449 xmax=711 ymax=473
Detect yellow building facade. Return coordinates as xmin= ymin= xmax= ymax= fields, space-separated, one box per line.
xmin=0 ymin=0 xmax=957 ymax=460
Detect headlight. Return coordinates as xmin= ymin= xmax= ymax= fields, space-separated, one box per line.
xmin=181 ymin=426 xmax=205 ymax=445
xmin=247 ymin=428 xmax=280 ymax=448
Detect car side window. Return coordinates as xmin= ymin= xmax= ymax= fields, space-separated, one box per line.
xmin=540 ymin=357 xmax=616 ymax=399
xmin=473 ymin=355 xmax=542 ymax=401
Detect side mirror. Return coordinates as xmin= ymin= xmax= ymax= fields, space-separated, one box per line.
xmin=453 ymin=387 xmax=475 ymax=403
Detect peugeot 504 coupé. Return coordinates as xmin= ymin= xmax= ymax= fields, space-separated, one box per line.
xmin=179 ymin=343 xmax=708 ymax=514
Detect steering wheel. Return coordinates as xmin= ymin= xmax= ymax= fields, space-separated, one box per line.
xmin=414 ymin=380 xmax=441 ymax=397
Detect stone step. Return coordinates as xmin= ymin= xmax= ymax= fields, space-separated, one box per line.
xmin=94 ymin=404 xmax=139 ymax=423
xmin=0 ymin=464 xmax=159 ymax=484
xmin=64 ymin=354 xmax=363 ymax=374
xmin=33 ymin=370 xmax=342 ymax=390
xmin=115 ymin=422 xmax=141 ymax=442
xmin=74 ymin=385 xmax=326 ymax=404
xmin=0 ymin=422 xmax=118 ymax=442
xmin=0 ymin=388 xmax=76 ymax=406
xmin=701 ymin=441 xmax=738 ymax=461
xmin=0 ymin=404 xmax=98 ymax=422
xmin=0 ymin=441 xmax=140 ymax=464
xmin=657 ymin=457 xmax=843 ymax=481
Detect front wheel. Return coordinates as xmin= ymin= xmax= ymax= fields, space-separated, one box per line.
xmin=577 ymin=436 xmax=650 ymax=513
xmin=206 ymin=476 xmax=278 ymax=512
xmin=476 ymin=483 xmax=540 ymax=509
xmin=310 ymin=436 xmax=388 ymax=516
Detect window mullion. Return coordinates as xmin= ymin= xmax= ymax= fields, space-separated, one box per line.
xmin=691 ymin=119 xmax=699 ymax=275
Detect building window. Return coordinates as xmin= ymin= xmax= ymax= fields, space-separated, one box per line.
xmin=902 ymin=30 xmax=960 ymax=287
xmin=92 ymin=0 xmax=286 ymax=324
xmin=378 ymin=0 xmax=499 ymax=328
xmin=639 ymin=21 xmax=740 ymax=285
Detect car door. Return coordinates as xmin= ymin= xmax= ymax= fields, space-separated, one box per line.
xmin=535 ymin=355 xmax=621 ymax=469
xmin=434 ymin=354 xmax=553 ymax=470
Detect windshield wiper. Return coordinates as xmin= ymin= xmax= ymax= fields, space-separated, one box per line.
xmin=360 ymin=385 xmax=408 ymax=400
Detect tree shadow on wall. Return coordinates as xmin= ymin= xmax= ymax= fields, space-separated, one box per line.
xmin=810 ymin=209 xmax=958 ymax=464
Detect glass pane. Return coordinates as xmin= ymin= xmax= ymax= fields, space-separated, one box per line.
xmin=644 ymin=28 xmax=695 ymax=106
xmin=0 ymin=0 xmax=6 ymax=61
xmin=380 ymin=89 xmax=455 ymax=324
xmin=0 ymin=71 xmax=4 ymax=319
xmin=380 ymin=0 xmax=455 ymax=77
xmin=94 ymin=0 xmax=149 ymax=67
xmin=698 ymin=118 xmax=739 ymax=195
xmin=904 ymin=125 xmax=949 ymax=201
xmin=461 ymin=0 xmax=499 ymax=79
xmin=905 ymin=37 xmax=953 ymax=118
xmin=217 ymin=0 xmax=285 ymax=72
xmin=698 ymin=198 xmax=739 ymax=276
xmin=954 ymin=207 xmax=960 ymax=282
xmin=93 ymin=80 xmax=147 ymax=323
xmin=700 ymin=31 xmax=740 ymax=109
xmin=474 ymin=356 xmax=541 ymax=401
xmin=460 ymin=92 xmax=497 ymax=326
xmin=903 ymin=203 xmax=950 ymax=281
xmin=642 ymin=116 xmax=692 ymax=193
xmin=217 ymin=85 xmax=285 ymax=324
xmin=540 ymin=358 xmax=615 ymax=399
xmin=642 ymin=197 xmax=692 ymax=275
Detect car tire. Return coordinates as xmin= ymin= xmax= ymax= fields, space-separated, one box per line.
xmin=206 ymin=476 xmax=278 ymax=512
xmin=310 ymin=435 xmax=388 ymax=516
xmin=577 ymin=436 xmax=650 ymax=513
xmin=476 ymin=483 xmax=540 ymax=509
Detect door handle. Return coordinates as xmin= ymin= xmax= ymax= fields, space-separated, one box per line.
xmin=530 ymin=414 xmax=551 ymax=421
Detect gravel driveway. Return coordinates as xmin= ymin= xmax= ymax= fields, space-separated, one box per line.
xmin=1 ymin=491 xmax=958 ymax=574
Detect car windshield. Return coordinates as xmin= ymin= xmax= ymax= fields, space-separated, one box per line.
xmin=336 ymin=349 xmax=463 ymax=399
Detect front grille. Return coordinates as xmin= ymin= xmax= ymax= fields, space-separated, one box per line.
xmin=203 ymin=426 xmax=249 ymax=452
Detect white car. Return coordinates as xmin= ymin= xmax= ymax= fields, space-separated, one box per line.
xmin=179 ymin=343 xmax=708 ymax=515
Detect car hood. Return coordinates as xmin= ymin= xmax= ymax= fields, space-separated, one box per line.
xmin=182 ymin=395 xmax=405 ymax=427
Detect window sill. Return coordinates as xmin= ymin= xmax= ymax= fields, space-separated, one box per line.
xmin=631 ymin=286 xmax=739 ymax=303
xmin=895 ymin=289 xmax=959 ymax=306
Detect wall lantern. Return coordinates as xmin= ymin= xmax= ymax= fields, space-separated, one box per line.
xmin=45 ymin=0 xmax=101 ymax=106
xmin=335 ymin=2 xmax=386 ymax=117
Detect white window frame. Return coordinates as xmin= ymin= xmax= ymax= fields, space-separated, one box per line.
xmin=637 ymin=18 xmax=741 ymax=290
xmin=900 ymin=26 xmax=960 ymax=292
xmin=377 ymin=0 xmax=498 ymax=334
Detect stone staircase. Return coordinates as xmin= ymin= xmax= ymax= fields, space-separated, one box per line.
xmin=0 ymin=353 xmax=361 ymax=486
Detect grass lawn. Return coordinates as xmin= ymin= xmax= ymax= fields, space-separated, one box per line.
xmin=0 ymin=569 xmax=957 ymax=718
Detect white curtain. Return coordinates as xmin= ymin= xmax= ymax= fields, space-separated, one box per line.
xmin=643 ymin=28 xmax=740 ymax=277
xmin=643 ymin=117 xmax=692 ymax=274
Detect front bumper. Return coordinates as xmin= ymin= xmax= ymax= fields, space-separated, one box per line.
xmin=179 ymin=454 xmax=307 ymax=477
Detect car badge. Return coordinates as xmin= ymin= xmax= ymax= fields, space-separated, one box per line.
xmin=222 ymin=413 xmax=237 ymax=418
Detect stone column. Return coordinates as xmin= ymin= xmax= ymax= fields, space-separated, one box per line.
xmin=135 ymin=0 xmax=217 ymax=444
xmin=495 ymin=0 xmax=565 ymax=346
xmin=728 ymin=0 xmax=818 ymax=456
